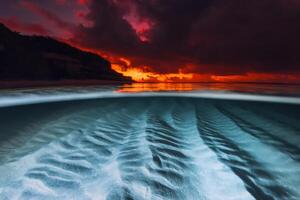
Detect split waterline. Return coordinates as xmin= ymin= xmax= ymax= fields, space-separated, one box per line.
xmin=0 ymin=84 xmax=300 ymax=199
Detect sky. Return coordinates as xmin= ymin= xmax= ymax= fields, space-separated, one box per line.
xmin=1 ymin=0 xmax=300 ymax=82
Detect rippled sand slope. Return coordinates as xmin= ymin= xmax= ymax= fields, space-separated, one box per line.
xmin=0 ymin=97 xmax=300 ymax=200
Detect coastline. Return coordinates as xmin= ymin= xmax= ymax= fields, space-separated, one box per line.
xmin=0 ymin=80 xmax=133 ymax=90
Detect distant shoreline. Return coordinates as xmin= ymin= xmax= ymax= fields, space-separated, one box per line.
xmin=0 ymin=80 xmax=132 ymax=89
xmin=1 ymin=80 xmax=299 ymax=90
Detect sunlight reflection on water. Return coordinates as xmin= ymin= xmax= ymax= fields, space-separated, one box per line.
xmin=117 ymin=83 xmax=300 ymax=96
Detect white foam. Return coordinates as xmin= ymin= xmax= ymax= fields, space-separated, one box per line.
xmin=1 ymin=90 xmax=300 ymax=108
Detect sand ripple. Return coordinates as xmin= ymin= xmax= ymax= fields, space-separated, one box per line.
xmin=0 ymin=97 xmax=299 ymax=200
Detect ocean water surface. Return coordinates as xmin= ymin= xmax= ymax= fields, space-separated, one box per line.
xmin=0 ymin=83 xmax=300 ymax=200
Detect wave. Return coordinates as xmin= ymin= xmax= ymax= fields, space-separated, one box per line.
xmin=0 ymin=96 xmax=300 ymax=199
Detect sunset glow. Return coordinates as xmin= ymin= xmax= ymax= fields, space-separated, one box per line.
xmin=111 ymin=63 xmax=194 ymax=82
xmin=1 ymin=1 xmax=300 ymax=199
xmin=63 ymin=42 xmax=300 ymax=83
xmin=111 ymin=58 xmax=300 ymax=83
xmin=1 ymin=0 xmax=299 ymax=84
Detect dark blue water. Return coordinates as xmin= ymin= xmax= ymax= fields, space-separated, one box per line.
xmin=0 ymin=84 xmax=300 ymax=200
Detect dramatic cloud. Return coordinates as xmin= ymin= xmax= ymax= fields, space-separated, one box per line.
xmin=20 ymin=0 xmax=74 ymax=30
xmin=73 ymin=0 xmax=300 ymax=75
xmin=0 ymin=0 xmax=88 ymax=38
xmin=0 ymin=0 xmax=300 ymax=81
xmin=0 ymin=16 xmax=50 ymax=35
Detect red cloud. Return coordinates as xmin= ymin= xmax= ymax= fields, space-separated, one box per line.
xmin=73 ymin=0 xmax=300 ymax=77
xmin=20 ymin=0 xmax=73 ymax=30
xmin=0 ymin=17 xmax=50 ymax=35
xmin=77 ymin=0 xmax=90 ymax=5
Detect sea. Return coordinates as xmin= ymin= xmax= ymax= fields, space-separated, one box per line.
xmin=0 ymin=83 xmax=299 ymax=200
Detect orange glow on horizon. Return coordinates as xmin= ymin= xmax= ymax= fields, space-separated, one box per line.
xmin=112 ymin=62 xmax=300 ymax=83
xmin=112 ymin=63 xmax=194 ymax=82
xmin=211 ymin=73 xmax=300 ymax=83
xmin=64 ymin=41 xmax=300 ymax=84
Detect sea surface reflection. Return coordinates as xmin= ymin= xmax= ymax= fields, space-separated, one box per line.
xmin=117 ymin=82 xmax=300 ymax=95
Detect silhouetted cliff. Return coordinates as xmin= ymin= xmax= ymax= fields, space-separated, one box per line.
xmin=0 ymin=24 xmax=131 ymax=82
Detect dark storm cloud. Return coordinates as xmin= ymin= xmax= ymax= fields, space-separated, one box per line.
xmin=20 ymin=0 xmax=74 ymax=30
xmin=73 ymin=0 xmax=300 ymax=75
xmin=0 ymin=16 xmax=50 ymax=35
xmin=0 ymin=0 xmax=86 ymax=37
xmin=74 ymin=0 xmax=141 ymax=53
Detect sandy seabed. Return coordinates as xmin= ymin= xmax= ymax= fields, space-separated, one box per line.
xmin=0 ymin=94 xmax=300 ymax=200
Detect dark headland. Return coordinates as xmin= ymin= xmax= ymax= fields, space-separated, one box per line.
xmin=0 ymin=24 xmax=131 ymax=88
